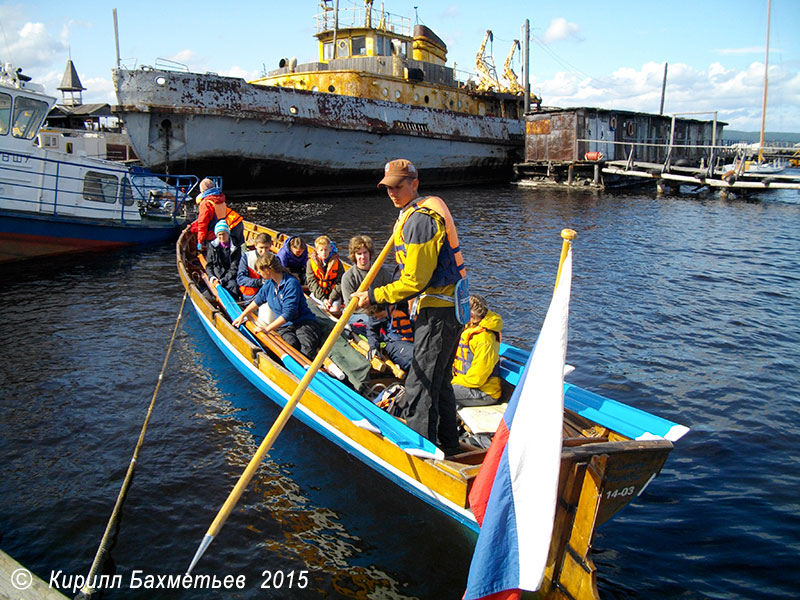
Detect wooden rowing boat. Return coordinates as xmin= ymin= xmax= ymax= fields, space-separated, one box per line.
xmin=176 ymin=221 xmax=688 ymax=599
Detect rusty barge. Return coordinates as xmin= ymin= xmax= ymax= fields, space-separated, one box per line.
xmin=112 ymin=1 xmax=535 ymax=195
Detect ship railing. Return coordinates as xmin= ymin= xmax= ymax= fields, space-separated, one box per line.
xmin=315 ymin=3 xmax=411 ymax=37
xmin=117 ymin=58 xmax=139 ymax=71
xmin=452 ymin=66 xmax=480 ymax=89
xmin=0 ymin=150 xmax=198 ymax=222
xmin=154 ymin=58 xmax=190 ymax=72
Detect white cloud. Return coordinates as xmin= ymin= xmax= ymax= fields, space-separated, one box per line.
xmin=81 ymin=76 xmax=116 ymax=105
xmin=535 ymin=60 xmax=799 ymax=130
xmin=165 ymin=49 xmax=201 ymax=69
xmin=222 ymin=66 xmax=259 ymax=80
xmin=543 ymin=18 xmax=581 ymax=44
xmin=1 ymin=16 xmax=66 ymax=72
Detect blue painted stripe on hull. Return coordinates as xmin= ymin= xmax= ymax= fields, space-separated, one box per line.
xmin=499 ymin=343 xmax=686 ymax=441
xmin=191 ymin=302 xmax=478 ymax=531
xmin=563 ymin=383 xmax=685 ymax=441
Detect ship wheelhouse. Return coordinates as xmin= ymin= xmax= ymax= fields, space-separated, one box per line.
xmin=249 ymin=5 xmax=524 ymax=119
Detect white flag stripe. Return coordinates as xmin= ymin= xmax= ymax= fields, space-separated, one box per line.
xmin=508 ymin=247 xmax=572 ymax=591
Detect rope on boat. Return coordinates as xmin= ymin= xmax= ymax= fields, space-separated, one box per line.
xmin=75 ymin=289 xmax=189 ymax=600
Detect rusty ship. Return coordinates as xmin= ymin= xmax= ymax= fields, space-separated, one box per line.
xmin=111 ymin=1 xmax=537 ymax=194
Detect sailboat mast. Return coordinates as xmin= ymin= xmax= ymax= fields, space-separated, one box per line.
xmin=758 ymin=0 xmax=771 ymax=162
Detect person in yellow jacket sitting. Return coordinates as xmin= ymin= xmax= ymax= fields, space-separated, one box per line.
xmin=452 ymin=295 xmax=503 ymax=407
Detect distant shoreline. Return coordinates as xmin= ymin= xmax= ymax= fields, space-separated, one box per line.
xmin=723 ymin=130 xmax=800 ymax=145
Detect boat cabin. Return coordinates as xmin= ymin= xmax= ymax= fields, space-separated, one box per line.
xmin=0 ymin=68 xmax=53 ymax=149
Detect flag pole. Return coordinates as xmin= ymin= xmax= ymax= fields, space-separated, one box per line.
xmin=555 ymin=229 xmax=577 ymax=291
xmin=187 ymin=235 xmax=395 ymax=574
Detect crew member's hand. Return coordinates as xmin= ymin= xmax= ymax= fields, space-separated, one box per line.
xmin=352 ymin=291 xmax=370 ymax=309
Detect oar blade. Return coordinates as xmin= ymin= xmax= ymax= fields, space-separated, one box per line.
xmin=187 ymin=533 xmax=215 ymax=575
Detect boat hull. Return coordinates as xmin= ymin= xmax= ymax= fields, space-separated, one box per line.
xmin=113 ymin=68 xmax=524 ymax=194
xmin=0 ymin=208 xmax=183 ymax=262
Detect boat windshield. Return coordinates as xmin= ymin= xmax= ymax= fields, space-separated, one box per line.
xmin=12 ymin=96 xmax=50 ymax=140
xmin=0 ymin=92 xmax=10 ymax=135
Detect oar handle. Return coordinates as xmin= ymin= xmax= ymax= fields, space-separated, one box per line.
xmin=555 ymin=229 xmax=577 ymax=292
xmin=204 ymin=235 xmax=395 ymax=539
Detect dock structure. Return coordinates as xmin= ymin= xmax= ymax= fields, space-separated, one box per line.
xmin=513 ymin=106 xmax=725 ymax=189
xmin=602 ymin=160 xmax=800 ymax=195
xmin=0 ymin=549 xmax=69 ymax=600
xmin=513 ymin=106 xmax=800 ymax=194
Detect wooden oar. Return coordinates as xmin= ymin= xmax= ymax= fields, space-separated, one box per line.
xmin=308 ymin=293 xmax=406 ymax=379
xmin=348 ymin=336 xmax=407 ymax=379
xmin=197 ymin=254 xmax=345 ymax=379
xmin=187 ymin=234 xmax=395 ymax=574
xmin=347 ymin=337 xmax=387 ymax=372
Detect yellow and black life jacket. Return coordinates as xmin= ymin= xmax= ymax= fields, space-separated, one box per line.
xmin=393 ymin=195 xmax=466 ymax=287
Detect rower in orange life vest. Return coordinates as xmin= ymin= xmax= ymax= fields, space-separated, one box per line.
xmin=189 ymin=178 xmax=245 ymax=251
xmin=236 ymin=232 xmax=273 ymax=301
xmin=306 ymin=235 xmax=343 ymax=315
xmin=352 ymin=159 xmax=467 ymax=455
xmin=451 ymin=294 xmax=503 ymax=407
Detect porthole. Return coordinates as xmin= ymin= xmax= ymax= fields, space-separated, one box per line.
xmin=328 ymin=85 xmax=335 ymax=92
xmin=155 ymin=76 xmax=166 ymax=86
xmin=289 ymin=106 xmax=298 ymax=115
xmin=382 ymin=88 xmax=389 ymax=97
xmin=424 ymin=95 xmax=429 ymax=104
xmin=395 ymin=90 xmax=401 ymax=99
xmin=414 ymin=93 xmax=419 ymax=102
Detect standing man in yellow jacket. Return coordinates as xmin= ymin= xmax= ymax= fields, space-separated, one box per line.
xmin=353 ymin=159 xmax=466 ymax=455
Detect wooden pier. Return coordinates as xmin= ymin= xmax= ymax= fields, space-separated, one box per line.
xmin=0 ymin=550 xmax=69 ymax=600
xmin=603 ymin=160 xmax=800 ymax=194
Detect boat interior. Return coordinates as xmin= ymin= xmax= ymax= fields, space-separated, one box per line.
xmin=188 ymin=222 xmax=650 ymax=473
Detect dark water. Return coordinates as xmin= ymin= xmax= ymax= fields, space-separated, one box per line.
xmin=1 ymin=178 xmax=799 ymax=599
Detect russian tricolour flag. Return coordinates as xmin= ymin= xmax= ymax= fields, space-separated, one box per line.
xmin=464 ymin=245 xmax=573 ymax=600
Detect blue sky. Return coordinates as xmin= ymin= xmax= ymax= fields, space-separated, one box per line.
xmin=2 ymin=0 xmax=799 ymax=132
